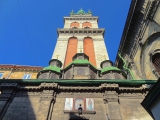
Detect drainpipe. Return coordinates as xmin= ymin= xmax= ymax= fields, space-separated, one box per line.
xmin=118 ymin=53 xmax=135 ymax=79
xmin=6 ymin=65 xmax=16 ymax=79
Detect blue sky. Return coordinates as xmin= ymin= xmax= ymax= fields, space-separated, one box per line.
xmin=0 ymin=0 xmax=131 ymax=67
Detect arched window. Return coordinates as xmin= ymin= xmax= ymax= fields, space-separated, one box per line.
xmin=152 ymin=52 xmax=160 ymax=75
xmin=82 ymin=22 xmax=92 ymax=28
xmin=70 ymin=22 xmax=79 ymax=28
xmin=83 ymin=37 xmax=96 ymax=67
xmin=64 ymin=37 xmax=78 ymax=67
xmin=72 ymin=26 xmax=78 ymax=29
xmin=84 ymin=26 xmax=90 ymax=29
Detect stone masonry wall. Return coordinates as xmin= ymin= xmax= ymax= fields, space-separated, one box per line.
xmin=132 ymin=20 xmax=160 ymax=80
xmin=3 ymin=95 xmax=51 ymax=120
xmin=52 ymin=97 xmax=107 ymax=120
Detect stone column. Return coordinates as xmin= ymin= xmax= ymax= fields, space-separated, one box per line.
xmin=39 ymin=83 xmax=58 ymax=120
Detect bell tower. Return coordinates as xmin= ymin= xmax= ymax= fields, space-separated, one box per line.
xmin=52 ymin=9 xmax=109 ymax=68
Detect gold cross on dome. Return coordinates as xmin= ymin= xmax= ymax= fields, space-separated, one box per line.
xmin=56 ymin=54 xmax=60 ymax=59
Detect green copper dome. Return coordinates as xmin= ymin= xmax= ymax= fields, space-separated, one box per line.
xmin=70 ymin=9 xmax=92 ymax=15
xmin=43 ymin=66 xmax=61 ymax=73
xmin=77 ymin=9 xmax=85 ymax=14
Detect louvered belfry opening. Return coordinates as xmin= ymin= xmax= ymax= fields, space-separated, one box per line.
xmin=152 ymin=53 xmax=160 ymax=75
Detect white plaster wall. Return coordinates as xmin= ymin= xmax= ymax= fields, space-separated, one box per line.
xmin=52 ymin=39 xmax=68 ymax=68
xmin=77 ymin=39 xmax=83 ymax=53
xmin=58 ymin=33 xmax=104 ymax=40
xmin=93 ymin=40 xmax=109 ymax=69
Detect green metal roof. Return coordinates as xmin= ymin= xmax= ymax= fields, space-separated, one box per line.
xmin=101 ymin=66 xmax=122 ymax=73
xmin=43 ymin=66 xmax=61 ymax=73
xmin=65 ymin=59 xmax=97 ymax=69
xmin=0 ymin=79 xmax=157 ymax=86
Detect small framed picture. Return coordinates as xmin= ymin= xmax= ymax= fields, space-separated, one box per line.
xmin=86 ymin=98 xmax=94 ymax=111
xmin=64 ymin=98 xmax=73 ymax=110
xmin=74 ymin=98 xmax=85 ymax=110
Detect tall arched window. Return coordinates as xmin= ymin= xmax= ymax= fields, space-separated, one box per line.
xmin=83 ymin=37 xmax=96 ymax=67
xmin=70 ymin=22 xmax=79 ymax=28
xmin=64 ymin=37 xmax=78 ymax=68
xmin=152 ymin=52 xmax=160 ymax=75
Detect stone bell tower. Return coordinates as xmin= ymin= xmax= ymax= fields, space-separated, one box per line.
xmin=52 ymin=9 xmax=109 ymax=69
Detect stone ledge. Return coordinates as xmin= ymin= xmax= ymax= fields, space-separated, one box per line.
xmin=63 ymin=110 xmax=96 ymax=114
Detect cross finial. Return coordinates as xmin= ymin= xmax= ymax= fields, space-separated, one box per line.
xmin=103 ymin=55 xmax=106 ymax=60
xmin=56 ymin=54 xmax=60 ymax=59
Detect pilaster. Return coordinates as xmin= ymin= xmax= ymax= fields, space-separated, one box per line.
xmin=102 ymin=84 xmax=122 ymax=120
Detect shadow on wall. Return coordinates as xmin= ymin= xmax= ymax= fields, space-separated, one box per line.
xmin=1 ymin=85 xmax=37 ymax=120
xmin=0 ymin=83 xmax=56 ymax=120
xmin=69 ymin=112 xmax=89 ymax=120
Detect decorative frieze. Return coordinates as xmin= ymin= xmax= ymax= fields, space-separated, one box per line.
xmin=64 ymin=17 xmax=98 ymax=21
xmin=57 ymin=28 xmax=105 ymax=35
xmin=40 ymin=83 xmax=58 ymax=89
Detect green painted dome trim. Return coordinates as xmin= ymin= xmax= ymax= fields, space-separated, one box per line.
xmin=64 ymin=59 xmax=97 ymax=70
xmin=101 ymin=66 xmax=122 ymax=73
xmin=43 ymin=66 xmax=61 ymax=73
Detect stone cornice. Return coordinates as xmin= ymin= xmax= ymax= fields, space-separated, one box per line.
xmin=0 ymin=82 xmax=152 ymax=93
xmin=0 ymin=64 xmax=43 ymax=71
xmin=64 ymin=16 xmax=98 ymax=21
xmin=57 ymin=28 xmax=105 ymax=36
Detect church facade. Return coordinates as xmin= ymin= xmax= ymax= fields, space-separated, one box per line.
xmin=115 ymin=0 xmax=160 ymax=119
xmin=0 ymin=0 xmax=159 ymax=120
xmin=115 ymin=0 xmax=160 ymax=80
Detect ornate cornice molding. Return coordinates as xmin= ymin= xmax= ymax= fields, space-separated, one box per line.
xmin=57 ymin=28 xmax=105 ymax=36
xmin=64 ymin=17 xmax=98 ymax=21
